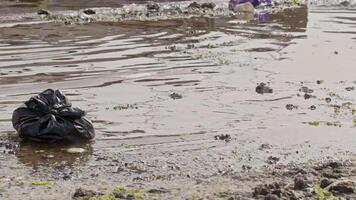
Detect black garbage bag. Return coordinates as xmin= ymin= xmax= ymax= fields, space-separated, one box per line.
xmin=12 ymin=89 xmax=95 ymax=143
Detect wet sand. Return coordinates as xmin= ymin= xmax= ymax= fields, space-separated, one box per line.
xmin=0 ymin=0 xmax=356 ymax=199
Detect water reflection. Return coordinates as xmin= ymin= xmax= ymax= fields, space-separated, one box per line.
xmin=15 ymin=141 xmax=93 ymax=166
xmin=0 ymin=5 xmax=310 ymax=168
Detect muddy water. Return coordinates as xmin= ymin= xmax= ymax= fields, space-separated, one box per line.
xmin=0 ymin=1 xmax=356 ymax=199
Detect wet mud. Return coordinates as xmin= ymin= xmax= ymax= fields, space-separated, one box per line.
xmin=1 ymin=0 xmax=356 ymax=199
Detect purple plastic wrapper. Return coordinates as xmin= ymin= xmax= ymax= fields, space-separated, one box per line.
xmin=229 ymin=0 xmax=260 ymax=8
xmin=254 ymin=11 xmax=271 ymax=21
xmin=229 ymin=0 xmax=271 ymax=9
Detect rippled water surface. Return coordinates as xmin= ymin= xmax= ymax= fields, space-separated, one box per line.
xmin=0 ymin=0 xmax=356 ymax=175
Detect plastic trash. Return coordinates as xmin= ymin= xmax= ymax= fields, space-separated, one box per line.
xmin=254 ymin=10 xmax=271 ymax=21
xmin=229 ymin=0 xmax=271 ymax=8
xmin=12 ymin=89 xmax=95 ymax=143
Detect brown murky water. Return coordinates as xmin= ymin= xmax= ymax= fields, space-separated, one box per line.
xmin=0 ymin=0 xmax=356 ymax=199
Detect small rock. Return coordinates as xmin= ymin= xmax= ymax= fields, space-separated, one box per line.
xmin=304 ymin=93 xmax=312 ymax=100
xmin=188 ymin=2 xmax=201 ymax=9
xmin=126 ymin=194 xmax=135 ymax=200
xmin=83 ymin=9 xmax=96 ymax=15
xmin=147 ymin=2 xmax=160 ymax=12
xmin=325 ymin=97 xmax=331 ymax=103
xmin=259 ymin=143 xmax=272 ymax=150
xmin=253 ymin=183 xmax=282 ymax=197
xmin=233 ymin=2 xmax=255 ymax=13
xmin=294 ymin=175 xmax=309 ymax=190
xmin=66 ymin=148 xmax=87 ymax=154
xmin=63 ymin=175 xmax=71 ymax=180
xmin=169 ymin=92 xmax=182 ymax=99
xmin=322 ymin=169 xmax=342 ymax=179
xmin=286 ymin=104 xmax=297 ymax=110
xmin=201 ymin=3 xmax=216 ymax=9
xmin=345 ymin=86 xmax=355 ymax=91
xmin=340 ymin=1 xmax=350 ymax=6
xmin=323 ymin=161 xmax=343 ymax=169
xmin=320 ymin=178 xmax=333 ymax=188
xmin=327 ymin=180 xmax=355 ymax=195
xmin=300 ymin=86 xmax=309 ymax=93
xmin=266 ymin=156 xmax=280 ymax=164
xmin=147 ymin=188 xmax=170 ymax=194
xmin=242 ymin=165 xmax=252 ymax=171
xmin=264 ymin=194 xmax=279 ymax=200
xmin=214 ymin=134 xmax=231 ymax=142
xmin=73 ymin=188 xmax=97 ymax=198
xmin=256 ymin=82 xmax=273 ymax=94
xmin=316 ymin=80 xmax=323 ymax=84
xmin=37 ymin=9 xmax=50 ymax=16
xmin=310 ymin=105 xmax=316 ymax=110
xmin=112 ymin=191 xmax=126 ymax=199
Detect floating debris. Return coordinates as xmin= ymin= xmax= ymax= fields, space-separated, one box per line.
xmin=214 ymin=134 xmax=231 ymax=142
xmin=31 ymin=180 xmax=54 ymax=187
xmin=256 ymin=82 xmax=273 ymax=94
xmin=37 ymin=9 xmax=50 ymax=16
xmin=345 ymin=86 xmax=354 ymax=91
xmin=169 ymin=92 xmax=183 ymax=100
xmin=66 ymin=148 xmax=87 ymax=154
xmin=266 ymin=156 xmax=280 ymax=164
xmin=308 ymin=121 xmax=320 ymax=126
xmin=286 ymin=104 xmax=298 ymax=110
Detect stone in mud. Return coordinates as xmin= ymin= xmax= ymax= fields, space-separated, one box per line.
xmin=73 ymin=188 xmax=98 ymax=198
xmin=253 ymin=182 xmax=282 ymax=197
xmin=320 ymin=178 xmax=333 ymax=188
xmin=340 ymin=1 xmax=350 ymax=6
xmin=310 ymin=105 xmax=316 ymax=110
xmin=147 ymin=2 xmax=160 ymax=12
xmin=112 ymin=191 xmax=126 ymax=198
xmin=266 ymin=156 xmax=280 ymax=164
xmin=187 ymin=2 xmax=201 ymax=9
xmin=294 ymin=175 xmax=309 ymax=190
xmin=37 ymin=9 xmax=50 ymax=16
xmin=264 ymin=194 xmax=279 ymax=200
xmin=232 ymin=2 xmax=255 ymax=13
xmin=201 ymin=3 xmax=216 ymax=9
xmin=83 ymin=9 xmax=96 ymax=15
xmin=326 ymin=180 xmax=355 ymax=195
xmin=214 ymin=134 xmax=231 ymax=142
xmin=147 ymin=188 xmax=170 ymax=194
xmin=316 ymin=160 xmax=343 ymax=170
xmin=299 ymin=86 xmax=309 ymax=93
xmin=286 ymin=104 xmax=297 ymax=110
xmin=325 ymin=97 xmax=332 ymax=103
xmin=259 ymin=143 xmax=272 ymax=150
xmin=169 ymin=92 xmax=182 ymax=100
xmin=345 ymin=86 xmax=355 ymax=91
xmin=304 ymin=93 xmax=312 ymax=100
xmin=256 ymin=83 xmax=273 ymax=94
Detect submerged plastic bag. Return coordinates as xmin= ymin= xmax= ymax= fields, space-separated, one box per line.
xmin=12 ymin=89 xmax=95 ymax=143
